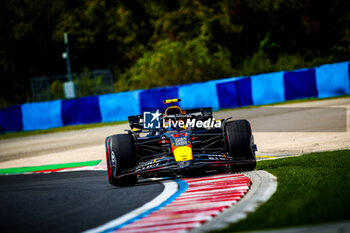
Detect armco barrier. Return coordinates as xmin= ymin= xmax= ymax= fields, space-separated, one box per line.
xmin=0 ymin=61 xmax=349 ymax=133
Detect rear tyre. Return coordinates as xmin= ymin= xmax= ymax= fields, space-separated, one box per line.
xmin=105 ymin=134 xmax=137 ymax=187
xmin=225 ymin=120 xmax=256 ymax=172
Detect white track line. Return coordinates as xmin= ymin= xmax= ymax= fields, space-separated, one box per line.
xmin=83 ymin=180 xmax=179 ymax=233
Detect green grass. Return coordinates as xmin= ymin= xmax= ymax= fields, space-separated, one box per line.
xmin=0 ymin=160 xmax=101 ymax=174
xmin=0 ymin=121 xmax=127 ymax=140
xmin=216 ymin=150 xmax=350 ymax=232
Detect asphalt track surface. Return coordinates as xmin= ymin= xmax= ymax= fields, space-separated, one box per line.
xmin=0 ymin=171 xmax=163 ymax=233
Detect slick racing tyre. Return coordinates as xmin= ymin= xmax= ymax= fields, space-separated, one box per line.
xmin=105 ymin=134 xmax=137 ymax=186
xmin=225 ymin=120 xmax=256 ymax=171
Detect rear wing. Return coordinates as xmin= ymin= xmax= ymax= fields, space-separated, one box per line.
xmin=128 ymin=107 xmax=213 ymax=129
xmin=128 ymin=115 xmax=143 ymax=129
xmin=183 ymin=107 xmax=212 ymax=119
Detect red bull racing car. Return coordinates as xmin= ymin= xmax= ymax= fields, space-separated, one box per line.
xmin=105 ymin=99 xmax=257 ymax=186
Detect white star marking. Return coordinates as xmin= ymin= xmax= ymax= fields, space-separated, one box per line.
xmin=151 ymin=109 xmax=161 ymax=122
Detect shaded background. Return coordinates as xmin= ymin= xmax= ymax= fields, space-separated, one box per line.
xmin=0 ymin=0 xmax=349 ymax=108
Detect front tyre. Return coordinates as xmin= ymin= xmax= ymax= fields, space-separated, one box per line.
xmin=225 ymin=120 xmax=256 ymax=171
xmin=105 ymin=134 xmax=137 ymax=187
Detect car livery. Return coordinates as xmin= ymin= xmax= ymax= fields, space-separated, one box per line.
xmin=105 ymin=98 xmax=257 ymax=186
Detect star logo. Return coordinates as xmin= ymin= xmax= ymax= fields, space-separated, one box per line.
xmin=143 ymin=109 xmax=161 ymax=129
xmin=151 ymin=109 xmax=161 ymax=122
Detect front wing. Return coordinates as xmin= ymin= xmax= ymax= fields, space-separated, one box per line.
xmin=117 ymin=153 xmax=255 ymax=178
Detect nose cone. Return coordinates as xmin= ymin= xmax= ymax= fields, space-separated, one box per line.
xmin=172 ymin=143 xmax=193 ymax=168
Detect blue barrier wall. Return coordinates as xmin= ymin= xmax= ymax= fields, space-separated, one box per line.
xmin=236 ymin=77 xmax=253 ymax=106
xmin=0 ymin=105 xmax=22 ymax=133
xmin=61 ymin=96 xmax=101 ymax=125
xmin=251 ymin=71 xmax=285 ymax=105
xmin=0 ymin=61 xmax=349 ymax=132
xmin=22 ymin=100 xmax=63 ymax=131
xmin=216 ymin=79 xmax=240 ymax=109
xmin=99 ymin=91 xmax=140 ymax=122
xmin=284 ymin=68 xmax=318 ymax=100
xmin=140 ymin=86 xmax=179 ymax=113
xmin=216 ymin=77 xmax=255 ymax=108
xmin=179 ymin=81 xmax=219 ymax=110
xmin=315 ymin=62 xmax=350 ymax=98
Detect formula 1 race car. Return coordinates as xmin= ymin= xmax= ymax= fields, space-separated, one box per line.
xmin=105 ymin=99 xmax=257 ymax=186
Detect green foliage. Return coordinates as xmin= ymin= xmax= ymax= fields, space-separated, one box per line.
xmin=238 ymin=52 xmax=333 ymax=76
xmin=0 ymin=98 xmax=10 ymax=109
xmin=216 ymin=150 xmax=350 ymax=232
xmin=78 ymin=72 xmax=95 ymax=97
xmin=117 ymin=38 xmax=232 ymax=91
xmin=50 ymin=80 xmax=64 ymax=100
